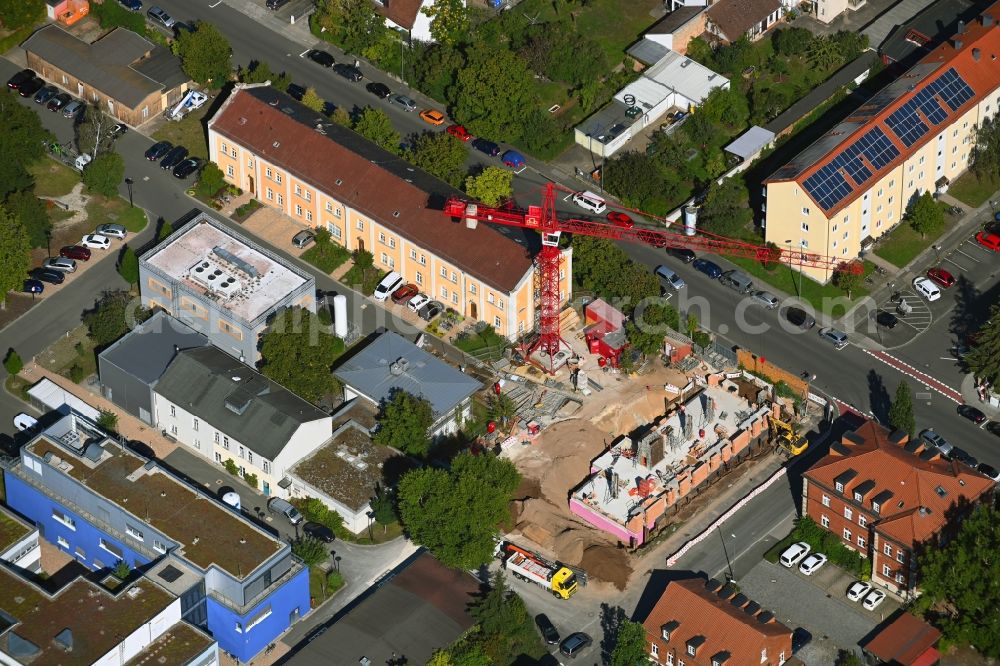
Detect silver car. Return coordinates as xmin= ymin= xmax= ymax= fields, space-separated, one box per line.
xmin=818 ymin=327 xmax=849 ymax=350
xmin=391 ymin=94 xmax=416 ymax=111
xmin=62 ymin=100 xmax=83 ymax=118
xmin=919 ymin=429 xmax=953 ymax=456
xmin=147 ymin=6 xmax=176 ymax=28
xmin=96 ymin=223 xmax=127 ymax=239
xmin=43 ymin=257 xmax=77 ymax=273
xmin=292 ymin=230 xmax=315 ymax=248
xmin=752 ymin=290 xmax=779 ymax=309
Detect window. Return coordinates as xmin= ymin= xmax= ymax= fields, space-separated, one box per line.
xmin=227 ymin=165 xmax=235 ymax=177
xmin=247 ymin=451 xmax=254 ymax=465
xmin=266 ymin=167 xmax=273 ymax=178
xmin=801 ymin=222 xmax=809 ymax=232
xmin=801 ymin=207 xmax=810 ymax=215
xmin=497 ymin=299 xmax=504 ymax=311
xmin=230 ymin=148 xmax=237 ymax=158
xmin=494 ymin=315 xmax=502 ymax=328
xmin=266 ymin=188 xmax=273 ymax=201
xmin=295 ymin=204 xmax=303 ymax=217
xmin=356 ymin=220 xmax=364 ymax=230
xmin=126 ymin=524 xmax=144 ymax=541
xmin=908 ymin=164 xmax=914 ymax=173
xmin=883 ymin=564 xmax=891 ymax=576
xmin=415 ymin=272 xmax=423 ymax=285
xmin=470 ymin=283 xmax=477 ymax=294
xmin=329 ymin=223 xmax=342 ymax=239
xmin=215 ymin=452 xmax=222 ymax=463
xmin=381 ymin=252 xmax=388 ymax=265
xmin=262 ymin=460 xmax=270 ymax=474
xmin=275 ymin=173 xmax=282 ymax=184
xmin=761 ymin=649 xmax=767 ymax=663
xmin=170 ymin=425 xmax=178 ymax=435
xmin=441 ymin=286 xmax=448 ymax=298
xmin=295 ymin=185 xmax=302 ymax=196
xmin=667 ymin=655 xmax=674 ymax=666
xmin=843 ymin=527 xmax=852 ymax=541
xmin=779 ymin=651 xmax=786 ymax=665
xmin=883 ymin=543 xmax=892 ymax=556
xmin=822 ymin=494 xmax=830 ymax=507
xmin=193 ymin=418 xmax=199 ymax=432
xmin=57 ymin=536 xmax=69 ymax=548
xmin=835 ymin=481 xmax=843 ymax=492
xmin=441 ymin=267 xmax=448 ymax=278
xmin=335 ymin=208 xmax=342 ymax=219
xmin=214 ymin=431 xmax=220 ymax=443
xmin=857 ymin=536 xmax=866 ymax=549
xmin=306 ymin=211 xmax=313 ymax=222
xmin=100 ymin=538 xmax=123 ymax=558
xmin=844 ymin=507 xmax=853 ymax=520
xmin=410 ymin=249 xmax=417 ymax=260
xmin=221 ymin=142 xmax=228 ymax=154
xmin=419 ymin=255 xmax=426 ymax=265
xmin=52 ymin=509 xmax=76 ymax=530
xmin=247 ymin=157 xmax=253 ymax=168
xmin=687 ymin=645 xmax=695 ymax=657
xmin=876 ymin=205 xmax=882 ymax=213
xmin=919 ymin=155 xmax=925 ymax=165
xmin=325 ymin=202 xmax=333 ymax=212
xmin=896 ymin=550 xmax=905 ymax=563
xmin=832 ymin=224 xmax=838 ymax=233
xmin=452 ymin=292 xmax=458 ymax=304
xmin=450 ymin=271 xmax=457 ymax=283
xmin=877 ymin=188 xmax=883 ymax=197
xmin=223 ymin=436 xmax=230 ymax=450
xmin=379 ymin=232 xmax=386 ymax=243
xmin=888 ymin=196 xmax=894 ymax=204
xmin=858 ymin=515 xmax=867 ymax=528
xmin=389 ymin=238 xmax=396 ymax=249
xmin=245 ymin=605 xmax=272 ymax=631
xmin=304 ymin=191 xmax=311 ymax=202
xmin=801 ymin=239 xmax=809 ymax=248
xmin=488 ymin=293 xmax=495 ymax=304
xmin=153 ymin=539 xmax=167 ymax=554
xmin=651 ymin=644 xmax=659 ymax=657
xmin=277 ymin=194 xmax=284 ymax=206
xmin=918 ymin=171 xmax=924 ymax=180
xmin=821 ymin=515 xmax=829 ymax=528
xmin=170 ymin=405 xmax=176 ymax=417
xmin=239 ymin=445 xmax=245 ymax=460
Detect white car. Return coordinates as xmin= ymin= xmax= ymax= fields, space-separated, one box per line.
xmin=13 ymin=413 xmax=38 ymax=432
xmin=779 ymin=542 xmax=811 ymax=568
xmin=80 ymin=234 xmax=111 ymax=250
xmin=372 ymin=271 xmax=403 ymax=302
xmin=912 ymin=276 xmax=941 ymax=302
xmin=407 ymin=293 xmax=430 ymax=313
xmin=862 ymin=589 xmax=886 ymax=610
xmin=798 ymin=553 xmax=828 ymax=575
xmin=846 ymin=581 xmax=872 ymax=602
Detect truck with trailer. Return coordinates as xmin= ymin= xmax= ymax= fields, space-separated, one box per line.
xmin=495 ymin=541 xmax=578 ymax=599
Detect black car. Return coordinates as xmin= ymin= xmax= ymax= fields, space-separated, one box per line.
xmin=950 ymin=447 xmax=978 ymax=468
xmin=34 ymin=84 xmax=58 ymax=104
xmin=322 ymin=101 xmax=337 ymax=117
xmin=30 ymin=268 xmax=65 ymax=285
xmin=145 ymin=140 xmax=173 ymax=161
xmin=6 ymin=68 xmax=35 ymax=89
xmin=286 ymin=83 xmax=306 ymax=101
xmin=47 ymin=92 xmax=71 ymax=111
xmin=17 ymin=77 xmax=44 ymax=98
xmin=783 ymin=306 xmax=816 ymax=330
xmin=667 ymin=247 xmax=696 ymax=263
xmin=173 ymin=157 xmax=202 ymax=179
xmin=366 ymin=81 xmax=391 ymax=98
xmin=957 ymin=405 xmax=986 ymax=424
xmin=303 ymin=521 xmax=335 ymax=543
xmin=334 ymin=63 xmax=363 ymax=82
xmin=307 ymin=49 xmax=335 ymax=67
xmin=418 ymin=300 xmax=444 ymax=321
xmin=266 ymin=0 xmax=290 ymax=8
xmin=173 ymin=21 xmax=195 ymax=37
xmin=471 ymin=138 xmax=502 ymax=157
xmin=160 ymin=145 xmax=188 ymax=170
xmin=559 ymin=633 xmax=592 ymax=658
xmin=977 ymin=462 xmax=1000 ymax=481
xmin=875 ymin=310 xmax=899 ymax=329
xmin=534 ymin=614 xmax=560 ymax=645
xmin=988 ymin=421 xmax=1000 ymax=438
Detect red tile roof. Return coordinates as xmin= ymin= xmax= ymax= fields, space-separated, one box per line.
xmin=643 ymin=578 xmax=792 ymax=664
xmin=208 ymin=85 xmax=534 ymax=292
xmin=706 ymin=0 xmax=781 ymax=41
xmin=804 ymin=422 xmax=995 ymax=547
xmin=767 ymin=6 xmax=1000 ymax=216
xmin=374 ymin=0 xmax=423 ymax=30
xmin=863 ymin=612 xmax=941 ymax=665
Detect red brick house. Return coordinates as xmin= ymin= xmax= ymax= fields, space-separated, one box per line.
xmin=862 ymin=612 xmax=942 ymax=666
xmin=643 ymin=578 xmax=793 ymax=665
xmin=802 ymin=422 xmax=995 ymax=596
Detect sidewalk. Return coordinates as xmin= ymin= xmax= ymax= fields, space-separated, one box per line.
xmin=960 ymin=375 xmax=1000 ymax=417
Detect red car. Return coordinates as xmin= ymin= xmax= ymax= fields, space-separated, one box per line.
xmin=607 ymin=211 xmax=634 ymax=229
xmin=391 ymin=283 xmax=419 ymax=304
xmin=60 ymin=245 xmax=92 ymax=261
xmin=446 ymin=124 xmax=472 ymax=142
xmin=976 ymin=231 xmax=1000 ymax=251
xmin=926 ymin=267 xmax=955 ymax=288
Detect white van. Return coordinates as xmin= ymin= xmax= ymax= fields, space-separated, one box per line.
xmin=572 ymin=191 xmax=607 ymax=215
xmin=267 ymin=497 xmax=303 ymax=525
xmin=373 ymin=271 xmax=404 ymax=302
xmin=779 ymin=541 xmax=811 ymax=567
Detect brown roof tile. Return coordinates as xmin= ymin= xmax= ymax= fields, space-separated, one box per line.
xmin=706 ymin=0 xmax=781 ymax=41
xmin=863 ymin=612 xmax=941 ymax=664
xmin=805 ymin=421 xmax=995 ymax=547
xmin=208 ymin=86 xmax=535 ymax=293
xmin=374 ymin=0 xmax=423 ymax=30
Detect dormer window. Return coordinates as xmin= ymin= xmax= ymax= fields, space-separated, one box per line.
xmin=854 ymin=492 xmax=863 ymax=501
xmin=872 ymin=502 xmax=880 ymax=514
xmin=835 ymin=482 xmax=844 ymax=492
xmin=661 ymin=620 xmax=679 ymax=642
xmin=686 ymin=635 xmax=705 ymax=657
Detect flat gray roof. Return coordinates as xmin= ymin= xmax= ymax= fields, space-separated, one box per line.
xmin=99 ymin=311 xmax=208 ymax=385
xmin=725 ymin=125 xmax=775 ymax=159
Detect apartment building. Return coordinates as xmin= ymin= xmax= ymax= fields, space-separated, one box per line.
xmin=763 ymin=9 xmax=1000 ymax=281
xmin=3 ymin=410 xmax=310 ymax=663
xmin=207 ymin=84 xmax=571 ymax=340
xmin=139 ymin=212 xmax=316 ymax=362
xmin=802 ymin=421 xmax=994 ymax=595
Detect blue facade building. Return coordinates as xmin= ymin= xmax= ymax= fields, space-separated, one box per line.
xmin=3 ymin=411 xmax=310 ymax=664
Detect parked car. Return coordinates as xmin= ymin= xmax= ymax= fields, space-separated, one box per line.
xmin=366 ymin=81 xmax=391 ymax=98
xmin=957 ymin=405 xmax=986 ymax=424
xmin=47 ymin=92 xmax=71 ymax=111
xmin=160 ymin=145 xmax=189 ymax=170
xmin=109 ymin=123 xmax=128 ymax=138
xmin=302 ymin=521 xmax=335 ymax=543
xmin=926 ymin=267 xmax=956 ymax=288
xmin=472 ymin=137 xmax=502 ymax=157
xmin=267 ymin=497 xmax=303 ymax=525
xmin=292 ymin=230 xmax=315 ymax=248
xmin=783 ymin=306 xmax=816 ymax=330
xmin=875 ymin=310 xmax=899 ymax=329
xmin=80 ymin=234 xmax=111 ymax=250
xmin=147 ymin=6 xmax=176 ymax=28
xmin=559 ymin=633 xmax=592 ymax=658
xmin=13 ymin=413 xmax=39 ymax=432
xmin=912 ymin=276 xmax=941 ymax=301
xmin=798 ymin=553 xmax=828 ymax=575
xmin=118 ymin=0 xmax=142 ymax=9
xmin=977 ymin=462 xmax=1000 ymax=481
xmin=31 ymin=268 xmax=65 ymax=285
xmin=172 ymin=157 xmax=202 ymax=179
xmin=265 ymin=0 xmax=290 ymax=8
xmin=862 ymin=589 xmax=886 ymax=610
xmin=407 ymin=293 xmax=430 ymax=313
xmin=307 ymin=49 xmax=335 ymax=67
xmin=818 ymin=327 xmax=849 ymax=350
xmin=446 ymin=124 xmax=473 ymax=141
xmin=654 ymin=265 xmax=685 ymax=291
xmin=286 ymin=83 xmax=306 ymax=101
xmin=6 ymin=68 xmax=35 ymax=89
xmin=667 ymin=247 xmax=696 ymax=263
xmin=418 ymin=300 xmax=444 ymax=321
xmin=501 ymin=150 xmax=526 ymax=169
xmin=752 ymin=290 xmax=779 ymax=309
xmin=419 ymin=109 xmax=446 ymax=126
xmin=172 ymin=21 xmax=195 ymax=37
xmin=145 ymin=140 xmax=172 ymax=161
xmin=61 ymin=100 xmax=84 ymax=119
xmin=18 ymin=77 xmax=44 ymax=99
xmin=391 ymin=94 xmax=417 ymax=111
xmin=60 ymin=245 xmax=91 ymax=261
xmin=976 ymin=230 xmax=1000 ymax=251
xmin=846 ymin=581 xmax=872 ymax=602
xmin=534 ymin=614 xmax=560 ymax=645
xmin=692 ymin=258 xmax=722 ymax=279
xmin=33 ymin=84 xmax=58 ymax=104
xmin=373 ymin=271 xmax=404 ymax=302
xmin=607 ymin=211 xmax=634 ymax=229
xmin=391 ymin=283 xmax=419 ymax=304
xmin=23 ymin=279 xmax=44 ymax=294
xmin=779 ymin=542 xmax=811 ymax=567
xmin=950 ymin=447 xmax=977 ymax=468
xmin=94 ymin=223 xmax=126 ymax=240
xmin=919 ymin=429 xmax=953 ymax=456
xmin=334 ymin=63 xmax=363 ymax=82
xmin=43 ymin=257 xmax=77 ymax=273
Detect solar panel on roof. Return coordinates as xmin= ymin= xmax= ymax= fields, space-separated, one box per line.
xmin=803 ymin=127 xmax=900 ymax=211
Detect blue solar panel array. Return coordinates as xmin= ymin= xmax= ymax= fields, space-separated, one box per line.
xmin=803 ymin=128 xmax=901 ymax=211
xmin=935 ymin=67 xmax=975 ymax=111
xmin=885 ymin=68 xmax=975 ymax=147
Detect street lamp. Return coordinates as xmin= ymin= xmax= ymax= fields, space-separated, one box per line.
xmin=784 ymin=239 xmax=804 ymax=298
xmin=44 ymin=229 xmax=52 ymax=258
xmin=335 ymin=555 xmax=341 ymax=572
xmin=717 ymin=526 xmax=735 ymax=582
xmin=124 ymin=177 xmax=134 ymax=208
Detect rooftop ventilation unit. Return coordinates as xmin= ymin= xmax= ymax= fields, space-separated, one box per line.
xmin=213 ymin=246 xmax=260 ymax=278
xmin=389 ymin=357 xmax=410 ymax=376
xmin=189 ymin=259 xmax=243 ymax=298
xmin=982 ymin=13 xmax=994 ymax=26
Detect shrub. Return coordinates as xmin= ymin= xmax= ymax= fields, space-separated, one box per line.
xmin=3 ymin=349 xmax=23 ymax=376
xmin=69 ymin=364 xmax=85 ymax=383
xmin=223 ymin=458 xmax=239 ymax=476
xmin=243 ymin=472 xmax=258 ymax=489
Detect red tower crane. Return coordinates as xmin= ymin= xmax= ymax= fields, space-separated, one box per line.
xmin=443 ymin=182 xmax=861 ymax=373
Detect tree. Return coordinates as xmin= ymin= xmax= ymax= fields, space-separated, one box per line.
xmin=300 ymin=87 xmax=324 ymax=113
xmin=243 ymin=472 xmax=258 ymax=489
xmin=83 ymin=290 xmax=151 ymax=347
xmin=83 ymin=153 xmax=125 ymax=198
xmin=452 ymin=46 xmax=534 ymax=142
xmin=427 ymin=651 xmax=454 ymax=666
xmin=90 ymin=0 xmax=146 ymax=34
xmin=156 ymin=220 xmax=174 ymax=241
xmin=699 ymin=86 xmax=750 ymax=131
xmin=772 ymin=27 xmax=814 ymax=56
xmin=685 ymin=37 xmax=715 ymax=68
xmin=374 ymin=390 xmax=435 ymax=456
xmin=907 ymin=191 xmax=944 ymax=238
xmin=699 ymin=177 xmax=753 ymax=238
xmin=465 ymin=167 xmax=513 ymax=206
xmin=294 ymin=496 xmax=345 ymax=533
xmin=197 ymin=162 xmax=227 ymax=199
xmin=413 ymin=44 xmax=466 ymax=102
xmin=760 ymin=241 xmax=782 ymax=270
xmin=397 ymin=452 xmax=520 ymax=569
xmin=112 ymin=559 xmax=131 ymax=580
xmin=4 ymin=348 xmax=23 ymax=376
xmin=832 ymin=262 xmax=863 ymax=299
xmin=405 ymin=131 xmax=469 ymax=188
xmin=352 ymin=107 xmax=401 ymax=154
xmin=915 ymin=504 xmax=1000 ymax=657
xmin=223 ymin=458 xmax=239 ymax=476
xmin=0 ymin=0 xmax=44 ymax=29
xmin=486 ymin=392 xmax=517 ymax=428
xmin=176 ymin=22 xmax=232 ymax=85
xmin=97 ymin=409 xmax=119 ymax=433
xmin=610 ymin=620 xmax=648 ymax=666
xmin=808 ymin=36 xmax=842 ymax=69
xmin=887 ymin=381 xmax=915 ymax=437
xmin=237 ymin=60 xmax=274 ymax=84
xmin=292 ymin=536 xmax=330 ymax=568
xmin=370 ymin=486 xmax=397 ymax=532
xmin=118 ymin=245 xmax=139 ymax=286
xmin=0 ymin=92 xmax=50 ymax=199
xmin=258 ymin=307 xmax=345 ymax=404
xmin=572 ymin=236 xmax=660 ymax=307
xmin=313 ymin=0 xmax=385 ymax=54
xmin=829 ymin=31 xmax=868 ymax=62
xmin=627 ymin=301 xmax=679 ymax=356
xmin=4 ymin=190 xmax=51 ymax=249
xmin=603 ymin=151 xmax=678 ymax=215
xmin=76 ymin=104 xmax=118 ymax=158
xmin=970 ymin=115 xmax=1000 ymax=180
xmin=329 ymin=106 xmax=351 ymax=126
xmin=422 ymin=0 xmax=469 ymax=46
xmin=966 ymin=304 xmax=1000 ymax=387
xmin=835 ymin=651 xmax=863 ymax=666
xmin=0 ymin=206 xmax=32 ymax=310
xmin=681 ymin=110 xmax=715 ymax=148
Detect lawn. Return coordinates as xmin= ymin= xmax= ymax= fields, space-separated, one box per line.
xmin=151 ymin=104 xmax=212 ymax=160
xmin=85 ymin=196 xmax=148 ymax=233
xmin=301 ymin=241 xmax=351 ymax=274
xmin=873 ymin=204 xmax=953 ymax=268
xmin=37 ymin=324 xmax=97 ymax=383
xmin=338 ymin=520 xmax=405 ymax=545
xmin=725 ymin=257 xmax=876 ymax=318
xmin=309 ymin=567 xmax=345 ymax=603
xmin=29 ymin=160 xmax=79 ymax=198
xmin=949 ymin=170 xmax=1000 ymax=207
xmin=454 ymin=325 xmax=508 ymax=359
xmin=341 ymin=264 xmax=386 ymax=295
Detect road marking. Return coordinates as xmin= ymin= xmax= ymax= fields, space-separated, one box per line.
xmin=300 ymin=49 xmax=310 ymax=57
xmin=863 ymin=349 xmax=963 ymax=404
xmin=209 ymin=0 xmax=223 ymax=6
xmin=943 ymin=256 xmax=968 ymax=270
xmin=953 ymin=247 xmax=981 ymax=262
xmin=939 ymin=356 xmax=958 ymax=361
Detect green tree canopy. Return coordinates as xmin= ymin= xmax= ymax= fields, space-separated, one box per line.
xmin=610 ymin=619 xmax=649 ymax=666
xmin=966 ymin=304 xmax=1000 ymax=386
xmin=888 ymin=381 xmax=915 ymax=437
xmin=0 ymin=91 xmax=50 ymax=198
xmin=603 ymin=150 xmax=679 ymax=216
xmin=464 ymin=167 xmax=513 ymax=206
xmin=971 ymin=115 xmax=1000 ymax=179
xmin=176 ymin=22 xmax=232 ymax=85
xmin=422 ymin=0 xmax=469 ymax=46
xmin=626 ymin=301 xmax=680 ymax=356
xmin=90 ymin=0 xmax=145 ymax=34
xmin=292 ymin=536 xmax=330 ymax=568
xmin=156 ymin=219 xmax=174 ymax=242
xmin=117 ymin=245 xmax=139 ymax=286
xmin=237 ymin=60 xmax=274 ymax=84
xmin=352 ymin=107 xmax=401 ymax=154
xmin=370 ymin=486 xmax=397 ymax=531
xmin=3 ymin=348 xmax=23 ymax=375
xmin=405 ymin=131 xmax=469 ymax=188
xmin=397 ymin=452 xmax=519 ymax=569
xmin=76 ymin=104 xmax=119 ymax=158
xmin=83 ymin=290 xmax=151 ymax=347
xmin=0 ymin=205 xmax=32 ymax=309
xmin=907 ymin=191 xmax=944 ymax=238
xmin=832 ymin=262 xmax=863 ymax=299
xmin=412 ymin=44 xmax=466 ymax=103
xmin=0 ymin=0 xmax=44 ymax=29
xmin=313 ymin=0 xmax=386 ymax=54
xmin=197 ymin=162 xmax=227 ymax=198
xmin=5 ymin=190 xmax=51 ymax=249
xmin=300 ymin=87 xmax=324 ymax=113
xmin=572 ymin=236 xmax=661 ymax=307
xmin=699 ymin=86 xmax=750 ymax=131
xmin=294 ymin=496 xmax=345 ymax=533
xmin=373 ymin=390 xmax=435 ymax=457
xmin=699 ymin=176 xmax=753 ymax=238
xmin=452 ymin=46 xmax=534 ymax=142
xmin=97 ymin=409 xmax=119 ymax=432
xmin=772 ymin=27 xmax=814 ymax=55
xmin=258 ymin=307 xmax=345 ymax=404
xmin=82 ymin=153 xmax=125 ymax=198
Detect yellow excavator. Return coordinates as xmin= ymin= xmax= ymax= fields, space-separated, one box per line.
xmin=771 ymin=417 xmax=808 ymax=456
